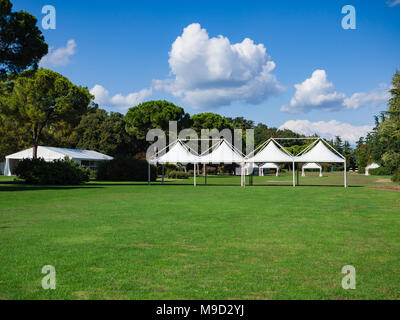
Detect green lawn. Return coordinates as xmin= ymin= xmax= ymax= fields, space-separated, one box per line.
xmin=0 ymin=173 xmax=399 ymax=299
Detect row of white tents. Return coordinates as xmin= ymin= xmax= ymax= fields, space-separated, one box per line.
xmin=149 ymin=137 xmax=347 ymax=187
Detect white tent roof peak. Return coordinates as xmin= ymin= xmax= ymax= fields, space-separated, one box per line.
xmin=295 ymin=140 xmax=345 ymax=163
xmin=5 ymin=146 xmax=113 ymax=161
xmin=246 ymin=139 xmax=293 ymax=163
xmin=199 ymin=140 xmax=244 ymax=164
xmin=150 ymin=140 xmax=199 ymax=164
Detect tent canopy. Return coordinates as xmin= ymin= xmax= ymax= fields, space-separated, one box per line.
xmin=150 ymin=140 xmax=199 ymax=164
xmin=246 ymin=139 xmax=293 ymax=163
xmin=302 ymin=162 xmax=322 ymax=169
xmin=365 ymin=162 xmax=380 ymax=176
xmin=6 ymin=146 xmax=113 ymax=161
xmin=366 ymin=162 xmax=380 ymax=170
xmin=295 ymin=140 xmax=345 ymax=163
xmin=199 ymin=140 xmax=244 ymax=164
xmin=260 ymin=162 xmax=280 ymax=169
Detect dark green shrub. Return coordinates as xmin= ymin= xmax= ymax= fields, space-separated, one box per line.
xmin=96 ymin=157 xmax=157 ymax=181
xmin=158 ymin=163 xmax=177 ymax=175
xmin=392 ymin=169 xmax=400 ymax=183
xmin=165 ymin=170 xmax=189 ymax=179
xmin=15 ymin=158 xmax=89 ymax=185
xmin=358 ymin=167 xmax=365 ymax=174
xmin=369 ymin=167 xmax=391 ymax=176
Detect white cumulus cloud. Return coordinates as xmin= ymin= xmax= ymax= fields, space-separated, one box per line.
xmin=344 ymin=85 xmax=390 ymax=110
xmin=90 ymin=85 xmax=152 ymax=110
xmin=279 ymin=119 xmax=374 ymax=144
xmin=387 ymin=0 xmax=400 ymax=7
xmin=281 ymin=70 xmax=390 ymax=113
xmin=40 ymin=39 xmax=77 ymax=67
xmin=153 ymin=23 xmax=283 ymax=109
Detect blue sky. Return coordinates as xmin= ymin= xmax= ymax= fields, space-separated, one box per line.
xmin=14 ymin=0 xmax=400 ymax=143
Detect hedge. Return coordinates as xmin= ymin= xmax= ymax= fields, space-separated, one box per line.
xmin=369 ymin=167 xmax=391 ymax=176
xmin=165 ymin=170 xmax=189 ymax=179
xmin=392 ymin=169 xmax=400 ymax=183
xmin=15 ymin=158 xmax=89 ymax=185
xmin=96 ymin=157 xmax=157 ymax=181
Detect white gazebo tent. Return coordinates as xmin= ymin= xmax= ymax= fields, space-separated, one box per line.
xmin=240 ymin=162 xmax=258 ymax=176
xmin=246 ymin=138 xmax=295 ymax=186
xmin=365 ymin=163 xmax=380 ymax=176
xmin=259 ymin=163 xmax=280 ymax=177
xmin=199 ymin=139 xmax=245 ymax=186
xmin=4 ymin=146 xmax=113 ymax=176
xmin=149 ymin=140 xmax=200 ymax=186
xmin=295 ymin=138 xmax=346 ymax=187
xmin=301 ymin=162 xmax=322 ymax=177
xmin=199 ymin=139 xmax=244 ymax=164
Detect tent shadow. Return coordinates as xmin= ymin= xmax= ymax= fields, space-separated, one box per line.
xmin=0 ymin=181 xmax=104 ymax=192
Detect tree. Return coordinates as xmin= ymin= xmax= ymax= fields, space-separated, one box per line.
xmin=224 ymin=116 xmax=254 ymax=130
xmin=378 ymin=70 xmax=400 ymax=173
xmin=254 ymin=123 xmax=272 ymax=147
xmin=0 ymin=114 xmax=31 ymax=160
xmin=125 ymin=100 xmax=191 ymax=143
xmin=354 ymin=71 xmax=399 ymax=175
xmin=333 ymin=136 xmax=343 ymax=154
xmin=76 ymin=108 xmax=133 ymax=157
xmin=191 ymin=113 xmax=232 ymax=134
xmin=0 ymin=0 xmax=48 ymax=78
xmin=0 ymin=69 xmax=93 ymax=158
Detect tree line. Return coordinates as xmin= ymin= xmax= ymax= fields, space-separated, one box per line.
xmin=354 ymin=70 xmax=400 ymax=180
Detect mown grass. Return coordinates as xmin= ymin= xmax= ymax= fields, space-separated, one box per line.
xmin=0 ymin=173 xmax=399 ymax=299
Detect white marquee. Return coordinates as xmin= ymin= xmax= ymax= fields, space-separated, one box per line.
xmin=4 ymin=146 xmax=113 ymax=176
xmin=199 ymin=140 xmax=244 ymax=164
xmin=301 ymin=162 xmax=322 ymax=177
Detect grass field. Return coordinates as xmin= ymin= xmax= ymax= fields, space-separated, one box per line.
xmin=0 ymin=172 xmax=399 ymax=300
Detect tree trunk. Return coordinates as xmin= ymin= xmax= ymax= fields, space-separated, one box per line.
xmin=32 ymin=126 xmax=41 ymax=159
xmin=32 ymin=127 xmax=38 ymax=159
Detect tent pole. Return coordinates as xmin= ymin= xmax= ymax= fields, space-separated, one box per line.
xmin=194 ymin=163 xmax=196 ymax=187
xmin=148 ymin=162 xmax=151 ymax=185
xmin=292 ymin=162 xmax=295 ymax=187
xmin=344 ymin=161 xmax=347 ymax=188
xmin=297 ymin=167 xmax=299 ymax=186
xmin=205 ymin=164 xmax=207 ymax=185
xmin=162 ymin=164 xmax=164 ymax=185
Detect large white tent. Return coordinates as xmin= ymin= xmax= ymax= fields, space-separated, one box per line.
xmin=4 ymin=146 xmax=113 ymax=176
xmin=295 ymin=138 xmax=346 ymax=187
xmin=365 ymin=163 xmax=380 ymax=176
xmin=199 ymin=140 xmax=244 ymax=164
xmin=149 ymin=140 xmax=199 ymax=165
xmin=246 ymin=138 xmax=294 ymax=186
xmin=200 ymin=139 xmax=245 ymax=186
xmin=246 ymin=139 xmax=293 ymax=163
xmin=301 ymin=162 xmax=322 ymax=177
xmin=295 ymin=140 xmax=345 ymax=163
xmin=259 ymin=163 xmax=280 ymax=177
xmin=149 ymin=140 xmax=200 ymax=186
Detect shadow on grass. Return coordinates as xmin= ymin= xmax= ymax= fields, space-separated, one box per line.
xmin=0 ymin=180 xmax=104 ymax=192
xmin=129 ymin=182 xmax=361 ymax=187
